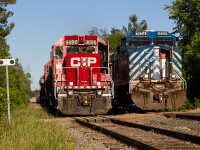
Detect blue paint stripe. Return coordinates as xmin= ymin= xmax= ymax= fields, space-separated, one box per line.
xmin=172 ymin=60 xmax=182 ymax=71
xmin=134 ymin=69 xmax=145 ymax=80
xmin=174 ymin=49 xmax=182 ymax=56
xmin=129 ymin=50 xmax=142 ymax=64
xmin=129 ymin=46 xmax=154 ymax=71
xmin=173 ymin=62 xmax=182 ymax=72
xmin=173 ymin=52 xmax=182 ymax=64
xmin=130 ymin=53 xmax=154 ymax=80
xmin=130 ymin=54 xmax=153 ymax=78
xmin=129 ymin=46 xmax=154 ymax=65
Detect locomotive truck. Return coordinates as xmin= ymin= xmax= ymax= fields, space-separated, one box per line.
xmin=111 ymin=30 xmax=186 ymax=110
xmin=39 ymin=35 xmax=114 ymax=115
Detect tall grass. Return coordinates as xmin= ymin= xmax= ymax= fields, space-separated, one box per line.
xmin=0 ymin=105 xmax=76 ymax=150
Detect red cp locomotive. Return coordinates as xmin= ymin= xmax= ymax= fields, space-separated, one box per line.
xmin=39 ymin=35 xmax=114 ymax=115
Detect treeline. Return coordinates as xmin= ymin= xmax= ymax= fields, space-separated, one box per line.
xmin=165 ymin=0 xmax=200 ymax=108
xmin=0 ymin=0 xmax=31 ymax=116
xmin=88 ymin=14 xmax=147 ymax=53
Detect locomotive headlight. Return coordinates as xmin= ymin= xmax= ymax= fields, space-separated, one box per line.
xmin=143 ymin=73 xmax=149 ymax=80
xmin=68 ymin=90 xmax=73 ymax=96
xmin=154 ymin=49 xmax=159 ymax=57
xmin=170 ymin=73 xmax=176 ymax=80
xmin=97 ymin=90 xmax=102 ymax=95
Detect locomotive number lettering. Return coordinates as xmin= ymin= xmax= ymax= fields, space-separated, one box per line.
xmin=71 ymin=57 xmax=97 ymax=67
xmin=157 ymin=31 xmax=168 ymax=36
xmin=135 ymin=32 xmax=147 ymax=36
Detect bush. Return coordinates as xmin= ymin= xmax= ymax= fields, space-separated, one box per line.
xmin=194 ymin=97 xmax=200 ymax=109
xmin=179 ymin=99 xmax=194 ymax=110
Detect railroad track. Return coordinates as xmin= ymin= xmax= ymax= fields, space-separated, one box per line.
xmin=74 ymin=117 xmax=200 ymax=150
xmin=163 ymin=112 xmax=200 ymax=121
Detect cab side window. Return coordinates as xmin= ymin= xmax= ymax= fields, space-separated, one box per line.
xmin=55 ymin=46 xmax=63 ymax=59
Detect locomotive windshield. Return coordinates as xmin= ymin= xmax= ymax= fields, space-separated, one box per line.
xmin=82 ymin=46 xmax=95 ymax=53
xmin=67 ymin=46 xmax=95 ymax=53
xmin=129 ymin=38 xmax=151 ymax=49
xmin=154 ymin=38 xmax=174 ymax=46
xmin=67 ymin=47 xmax=80 ymax=53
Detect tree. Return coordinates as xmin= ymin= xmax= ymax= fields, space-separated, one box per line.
xmin=0 ymin=0 xmax=16 ymax=58
xmin=122 ymin=14 xmax=148 ymax=34
xmin=107 ymin=28 xmax=125 ymax=52
xmin=0 ymin=0 xmax=32 ymax=116
xmin=165 ymin=0 xmax=200 ymax=102
xmin=30 ymin=89 xmax=40 ymax=97
xmin=88 ymin=14 xmax=148 ymax=53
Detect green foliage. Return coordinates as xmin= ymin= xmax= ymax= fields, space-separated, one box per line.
xmin=30 ymin=89 xmax=40 ymax=97
xmin=122 ymin=14 xmax=148 ymax=34
xmin=165 ymin=0 xmax=200 ymax=104
xmin=107 ymin=28 xmax=125 ymax=52
xmin=0 ymin=106 xmax=76 ymax=150
xmin=0 ymin=1 xmax=32 ymax=116
xmin=180 ymin=97 xmax=200 ymax=110
xmin=179 ymin=99 xmax=194 ymax=110
xmin=194 ymin=97 xmax=200 ymax=108
xmin=0 ymin=87 xmax=7 ymax=116
xmin=0 ymin=0 xmax=16 ymax=39
xmin=88 ymin=14 xmax=148 ymax=53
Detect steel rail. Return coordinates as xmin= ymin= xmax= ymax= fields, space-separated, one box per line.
xmin=109 ymin=118 xmax=200 ymax=145
xmin=74 ymin=117 xmax=158 ymax=150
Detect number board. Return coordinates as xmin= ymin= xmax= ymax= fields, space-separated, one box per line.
xmin=157 ymin=31 xmax=168 ymax=36
xmin=135 ymin=32 xmax=147 ymax=36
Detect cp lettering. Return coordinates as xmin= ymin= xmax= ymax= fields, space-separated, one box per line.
xmin=71 ymin=57 xmax=96 ymax=67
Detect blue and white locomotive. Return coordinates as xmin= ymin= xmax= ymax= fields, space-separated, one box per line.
xmin=111 ymin=30 xmax=186 ymax=110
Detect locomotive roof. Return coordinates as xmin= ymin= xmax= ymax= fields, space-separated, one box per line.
xmin=125 ymin=31 xmax=177 ymax=41
xmin=52 ymin=35 xmax=107 ymax=46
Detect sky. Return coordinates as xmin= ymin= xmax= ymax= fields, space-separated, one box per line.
xmin=7 ymin=0 xmax=175 ymax=91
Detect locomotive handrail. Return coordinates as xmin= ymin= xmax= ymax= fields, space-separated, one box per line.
xmin=173 ymin=69 xmax=187 ymax=90
xmin=90 ymin=67 xmax=113 ymax=98
xmin=90 ymin=67 xmax=111 ymax=83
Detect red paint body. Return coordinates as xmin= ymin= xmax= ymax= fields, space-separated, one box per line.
xmin=65 ymin=53 xmax=101 ymax=86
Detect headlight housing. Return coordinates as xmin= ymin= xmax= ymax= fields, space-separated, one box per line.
xmin=142 ymin=73 xmax=150 ymax=80
xmin=68 ymin=90 xmax=73 ymax=96
xmin=170 ymin=73 xmax=176 ymax=80
xmin=97 ymin=90 xmax=102 ymax=96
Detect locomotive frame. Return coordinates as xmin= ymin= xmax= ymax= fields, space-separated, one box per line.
xmin=111 ymin=30 xmax=187 ymax=110
xmin=40 ymin=35 xmax=114 ymax=115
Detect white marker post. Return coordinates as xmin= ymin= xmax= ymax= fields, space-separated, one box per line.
xmin=0 ymin=59 xmax=15 ymax=125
